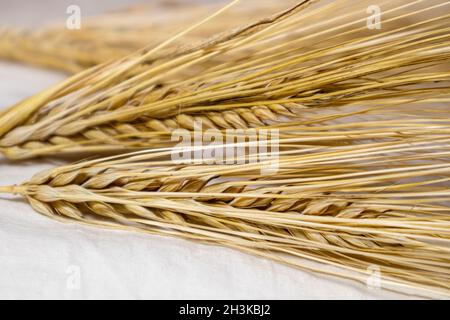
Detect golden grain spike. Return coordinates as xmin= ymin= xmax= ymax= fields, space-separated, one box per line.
xmin=0 ymin=132 xmax=449 ymax=298
xmin=0 ymin=1 xmax=301 ymax=73
xmin=0 ymin=0 xmax=448 ymax=159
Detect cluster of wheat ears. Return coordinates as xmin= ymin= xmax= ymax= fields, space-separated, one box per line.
xmin=0 ymin=0 xmax=449 ymax=298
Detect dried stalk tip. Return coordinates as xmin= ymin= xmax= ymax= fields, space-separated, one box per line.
xmin=0 ymin=186 xmax=13 ymax=194
xmin=0 ymin=185 xmax=24 ymax=194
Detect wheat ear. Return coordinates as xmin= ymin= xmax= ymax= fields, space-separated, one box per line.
xmin=1 ymin=128 xmax=449 ymax=298
xmin=1 ymin=0 xmax=449 ymax=159
xmin=0 ymin=1 xmax=300 ymax=73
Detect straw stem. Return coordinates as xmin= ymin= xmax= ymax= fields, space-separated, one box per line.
xmin=0 ymin=185 xmax=24 ymax=194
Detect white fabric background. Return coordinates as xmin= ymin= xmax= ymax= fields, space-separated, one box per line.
xmin=0 ymin=0 xmax=409 ymax=300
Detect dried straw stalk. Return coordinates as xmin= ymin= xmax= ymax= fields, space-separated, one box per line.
xmin=0 ymin=0 xmax=449 ymax=159
xmin=0 ymin=0 xmax=299 ymax=73
xmin=0 ymin=128 xmax=449 ymax=298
